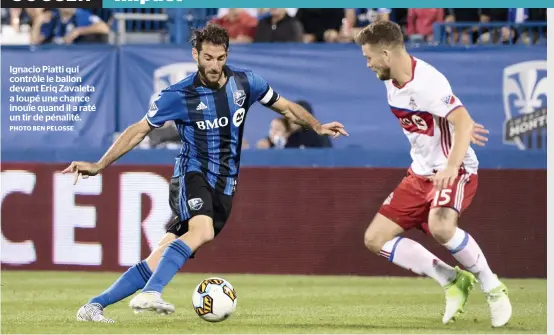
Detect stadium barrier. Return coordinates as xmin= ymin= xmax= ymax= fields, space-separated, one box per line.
xmin=2 ymin=43 xmax=547 ymax=170
xmin=1 ymin=164 xmax=546 ymax=278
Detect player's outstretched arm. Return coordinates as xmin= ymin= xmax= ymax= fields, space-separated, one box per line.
xmin=62 ymin=119 xmax=152 ymax=184
xmin=249 ymin=70 xmax=347 ymax=137
xmin=63 ymin=89 xmax=181 ymax=184
xmin=96 ymin=119 xmax=153 ymax=169
xmin=269 ymin=97 xmax=349 ymax=138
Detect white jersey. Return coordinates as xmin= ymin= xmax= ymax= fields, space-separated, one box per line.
xmin=385 ymin=56 xmax=479 ymax=176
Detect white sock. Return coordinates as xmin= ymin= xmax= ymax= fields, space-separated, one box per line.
xmin=443 ymin=228 xmax=501 ymax=293
xmin=381 ymin=237 xmax=456 ymax=287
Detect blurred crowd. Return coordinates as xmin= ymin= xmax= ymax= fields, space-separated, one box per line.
xmin=210 ymin=8 xmax=547 ymax=45
xmin=1 ymin=8 xmax=548 ymax=46
xmin=1 ymin=8 xmax=110 ymax=45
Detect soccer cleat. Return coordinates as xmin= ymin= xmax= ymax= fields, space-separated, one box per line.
xmin=486 ymin=281 xmax=512 ymax=327
xmin=76 ymin=303 xmax=115 ymax=323
xmin=129 ymin=291 xmax=175 ymax=315
xmin=442 ymin=266 xmax=477 ymax=324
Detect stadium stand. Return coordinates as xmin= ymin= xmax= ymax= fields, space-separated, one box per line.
xmin=1 ymin=8 xmax=547 ymax=46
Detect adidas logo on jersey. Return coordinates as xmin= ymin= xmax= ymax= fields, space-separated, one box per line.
xmin=196 ymin=102 xmax=207 ymax=111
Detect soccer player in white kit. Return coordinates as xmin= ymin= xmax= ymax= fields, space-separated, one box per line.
xmin=355 ymin=21 xmax=512 ymax=327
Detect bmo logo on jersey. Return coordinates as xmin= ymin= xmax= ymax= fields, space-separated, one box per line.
xmin=196 ymin=108 xmax=246 ymax=130
xmin=196 ymin=117 xmax=228 ymax=130
xmin=391 ymin=108 xmax=434 ymax=136
xmin=401 ymin=114 xmax=428 ymax=130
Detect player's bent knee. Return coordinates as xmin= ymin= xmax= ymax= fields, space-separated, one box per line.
xmin=364 ymin=230 xmax=385 ymax=254
xmin=428 ymin=207 xmax=458 ymax=243
xmin=180 ymin=215 xmax=215 ymax=248
xmin=364 ymin=224 xmax=392 ymax=254
xmin=364 ymin=214 xmax=404 ymax=254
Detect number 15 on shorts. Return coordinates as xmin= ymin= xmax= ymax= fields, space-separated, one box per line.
xmin=432 ymin=189 xmax=452 ymax=207
xmin=430 ymin=174 xmax=476 ymax=212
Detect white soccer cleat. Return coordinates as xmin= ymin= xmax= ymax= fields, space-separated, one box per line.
xmin=486 ymin=282 xmax=512 ymax=327
xmin=76 ymin=303 xmax=115 ymax=323
xmin=129 ymin=291 xmax=175 ymax=315
xmin=442 ymin=267 xmax=477 ymax=324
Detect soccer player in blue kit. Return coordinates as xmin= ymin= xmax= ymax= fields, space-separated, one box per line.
xmin=63 ymin=23 xmax=348 ymax=322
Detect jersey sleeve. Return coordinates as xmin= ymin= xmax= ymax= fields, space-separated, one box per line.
xmin=248 ymin=71 xmax=280 ymax=107
xmin=419 ymin=72 xmax=464 ymax=118
xmin=143 ymin=91 xmax=181 ymax=128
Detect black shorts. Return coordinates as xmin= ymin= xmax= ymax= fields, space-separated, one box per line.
xmin=165 ymin=172 xmax=233 ymax=238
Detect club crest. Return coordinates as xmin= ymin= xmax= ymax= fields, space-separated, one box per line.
xmin=233 ymin=90 xmax=246 ymax=107
xmin=502 ymin=60 xmax=547 ymax=150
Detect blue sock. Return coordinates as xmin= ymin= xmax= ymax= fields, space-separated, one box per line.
xmin=142 ymin=240 xmax=192 ymax=294
xmin=89 ymin=260 xmax=152 ymax=308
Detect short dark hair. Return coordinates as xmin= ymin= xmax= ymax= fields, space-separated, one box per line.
xmin=190 ymin=23 xmax=230 ymax=52
xmin=354 ymin=21 xmax=404 ymax=48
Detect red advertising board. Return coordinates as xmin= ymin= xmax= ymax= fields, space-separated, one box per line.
xmin=1 ymin=164 xmax=546 ymax=278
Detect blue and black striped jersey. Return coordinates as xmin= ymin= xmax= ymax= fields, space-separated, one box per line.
xmin=144 ymin=65 xmax=280 ymax=195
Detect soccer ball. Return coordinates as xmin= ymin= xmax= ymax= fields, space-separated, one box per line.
xmin=192 ymin=277 xmax=237 ymax=322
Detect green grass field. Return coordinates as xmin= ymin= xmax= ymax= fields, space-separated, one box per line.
xmin=1 ymin=271 xmax=546 ymax=334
